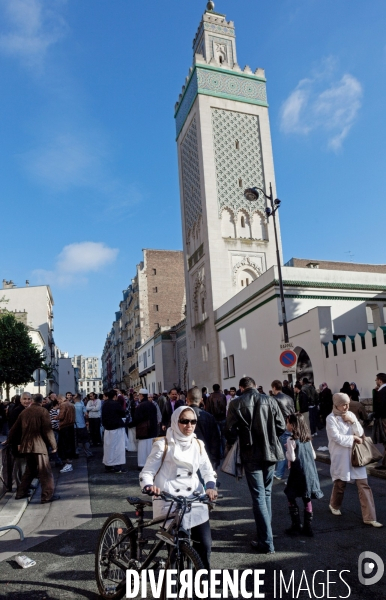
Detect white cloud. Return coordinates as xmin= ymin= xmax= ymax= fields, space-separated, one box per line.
xmin=33 ymin=242 xmax=119 ymax=287
xmin=0 ymin=0 xmax=67 ymax=70
xmin=280 ymin=60 xmax=363 ymax=150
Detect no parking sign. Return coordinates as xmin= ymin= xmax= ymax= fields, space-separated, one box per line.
xmin=280 ymin=349 xmax=297 ymax=374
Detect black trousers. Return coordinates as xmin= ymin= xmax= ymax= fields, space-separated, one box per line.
xmin=89 ymin=418 xmax=101 ymax=445
xmin=58 ymin=425 xmax=76 ymax=461
xmin=191 ymin=520 xmax=212 ymax=570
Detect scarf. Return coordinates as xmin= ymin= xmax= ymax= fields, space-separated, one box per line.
xmin=166 ymin=406 xmax=198 ymax=470
xmin=332 ymin=392 xmax=350 ymax=416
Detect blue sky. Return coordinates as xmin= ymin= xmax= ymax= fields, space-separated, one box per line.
xmin=1 ymin=0 xmax=385 ymax=359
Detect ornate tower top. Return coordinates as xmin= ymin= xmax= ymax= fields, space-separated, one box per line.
xmin=206 ymin=1 xmax=215 ymax=11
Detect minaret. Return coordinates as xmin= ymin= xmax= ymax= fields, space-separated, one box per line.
xmin=175 ymin=2 xmax=281 ymax=386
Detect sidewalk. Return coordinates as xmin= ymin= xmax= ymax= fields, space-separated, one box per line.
xmin=0 ymin=454 xmax=92 ymax=562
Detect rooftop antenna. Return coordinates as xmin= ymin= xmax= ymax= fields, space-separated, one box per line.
xmin=345 ymin=251 xmax=354 ymax=263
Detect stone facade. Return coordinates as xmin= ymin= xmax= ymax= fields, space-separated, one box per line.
xmin=101 ymin=250 xmax=185 ymax=391
xmin=176 ymin=5 xmax=280 ymax=388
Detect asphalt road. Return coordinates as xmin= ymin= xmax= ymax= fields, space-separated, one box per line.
xmin=1 ymin=447 xmax=386 ymax=600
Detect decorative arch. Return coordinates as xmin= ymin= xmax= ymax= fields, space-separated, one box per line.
xmin=251 ymin=209 xmax=268 ymax=240
xmin=236 ymin=209 xmax=251 ymax=238
xmin=232 ymin=257 xmax=261 ymax=286
xmin=221 ymin=207 xmax=236 ymax=238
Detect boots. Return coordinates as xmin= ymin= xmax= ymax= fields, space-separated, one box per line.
xmin=303 ymin=510 xmax=314 ymax=537
xmin=285 ymin=505 xmax=303 ymax=536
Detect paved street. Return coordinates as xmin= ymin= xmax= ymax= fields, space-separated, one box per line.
xmin=1 ymin=445 xmax=386 ymax=600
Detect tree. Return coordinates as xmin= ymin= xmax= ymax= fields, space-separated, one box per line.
xmin=0 ymin=313 xmax=45 ymax=399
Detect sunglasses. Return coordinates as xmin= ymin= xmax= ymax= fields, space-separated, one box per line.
xmin=179 ymin=418 xmax=197 ymax=425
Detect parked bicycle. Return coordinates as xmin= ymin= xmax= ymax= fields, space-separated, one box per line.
xmin=95 ymin=490 xmax=219 ymax=600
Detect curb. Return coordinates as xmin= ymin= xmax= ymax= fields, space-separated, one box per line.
xmin=0 ymin=478 xmax=39 ymax=538
xmin=315 ymin=452 xmax=386 ymax=480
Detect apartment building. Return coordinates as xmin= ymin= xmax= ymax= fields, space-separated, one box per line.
xmin=102 ymin=249 xmax=185 ymax=391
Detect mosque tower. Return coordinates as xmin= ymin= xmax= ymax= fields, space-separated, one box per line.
xmin=175 ymin=2 xmax=282 ymax=386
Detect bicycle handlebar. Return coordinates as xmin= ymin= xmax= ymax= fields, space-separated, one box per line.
xmin=142 ymin=489 xmax=219 ymax=505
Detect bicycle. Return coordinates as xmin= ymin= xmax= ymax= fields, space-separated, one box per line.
xmin=95 ymin=490 xmax=217 ymax=600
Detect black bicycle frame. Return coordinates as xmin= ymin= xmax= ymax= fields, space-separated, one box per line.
xmin=108 ymin=499 xmax=189 ymax=573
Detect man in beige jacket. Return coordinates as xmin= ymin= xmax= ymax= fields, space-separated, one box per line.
xmin=8 ymin=394 xmax=60 ymax=504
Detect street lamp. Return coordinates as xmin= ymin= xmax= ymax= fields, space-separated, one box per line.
xmin=244 ymin=183 xmax=289 ymax=343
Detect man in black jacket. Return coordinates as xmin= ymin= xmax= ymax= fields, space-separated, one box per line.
xmin=271 ymin=380 xmax=294 ymax=481
xmin=186 ymin=387 xmax=221 ymax=469
xmin=226 ymin=376 xmax=285 ymax=554
xmin=206 ymin=384 xmax=227 ymax=457
xmin=374 ymin=373 xmax=386 ymax=468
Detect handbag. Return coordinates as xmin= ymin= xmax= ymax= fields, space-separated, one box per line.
xmin=221 ymin=439 xmax=244 ymax=480
xmin=351 ymin=434 xmax=383 ymax=467
xmin=135 ymin=419 xmax=151 ymax=440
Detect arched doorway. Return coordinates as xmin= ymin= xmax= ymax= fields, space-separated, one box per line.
xmin=294 ymin=347 xmax=314 ymax=383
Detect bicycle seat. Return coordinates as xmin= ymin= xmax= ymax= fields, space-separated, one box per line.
xmin=127 ymin=496 xmax=152 ymax=507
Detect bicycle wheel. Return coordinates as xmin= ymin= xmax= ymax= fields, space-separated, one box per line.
xmin=162 ymin=541 xmax=205 ymax=600
xmin=95 ymin=513 xmax=137 ymax=600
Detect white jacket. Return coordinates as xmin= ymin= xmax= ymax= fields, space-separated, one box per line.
xmin=140 ymin=437 xmax=216 ymax=528
xmin=86 ymin=399 xmax=101 ymax=418
xmin=326 ymin=411 xmax=367 ymax=482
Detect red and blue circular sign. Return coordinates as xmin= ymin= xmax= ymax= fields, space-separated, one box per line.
xmin=280 ymin=350 xmax=297 ymax=368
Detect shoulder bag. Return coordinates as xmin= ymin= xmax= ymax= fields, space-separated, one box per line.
xmin=352 ymin=434 xmax=383 ymax=467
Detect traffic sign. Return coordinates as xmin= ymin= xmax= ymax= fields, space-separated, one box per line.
xmin=280 ymin=350 xmax=297 ymax=368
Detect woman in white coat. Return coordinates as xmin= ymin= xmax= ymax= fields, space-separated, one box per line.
xmin=140 ymin=405 xmax=218 ymax=569
xmin=326 ymin=393 xmax=382 ymax=527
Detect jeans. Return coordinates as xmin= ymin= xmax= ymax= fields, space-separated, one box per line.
xmin=309 ymin=406 xmax=319 ymax=435
xmin=244 ymin=462 xmax=275 ymax=552
xmin=274 ymin=430 xmax=291 ymax=479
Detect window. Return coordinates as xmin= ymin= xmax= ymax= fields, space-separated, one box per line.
xmin=333 ymin=344 xmax=337 ymax=357
xmin=152 ymin=268 xmax=157 ymax=275
xmin=361 ymin=336 xmax=366 ymax=350
xmin=154 ymin=322 xmax=159 ymax=329
xmin=246 ymin=278 xmax=250 ymax=286
xmin=238 ymin=178 xmax=243 ymax=188
xmin=153 ymin=287 xmax=158 ymax=293
xmin=201 ymin=297 xmax=205 ymax=315
xmin=154 ymin=305 xmax=159 ymax=312
xmin=241 ymin=280 xmax=244 ymax=287
xmin=223 ymin=357 xmax=229 ymax=378
xmin=148 ymin=349 xmax=150 ymax=356
xmin=235 ymin=140 xmax=240 ymax=150
xmin=342 ymin=340 xmax=346 ymax=354
xmin=241 ymin=216 xmax=245 ymax=228
xmin=324 ymin=344 xmax=329 ymax=359
xmin=351 ymin=338 xmax=356 ymax=352
xmin=228 ymin=355 xmax=235 ymax=378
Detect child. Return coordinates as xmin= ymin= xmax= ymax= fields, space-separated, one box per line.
xmin=284 ymin=412 xmax=324 ymax=537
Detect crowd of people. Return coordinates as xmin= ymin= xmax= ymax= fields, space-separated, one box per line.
xmin=1 ymin=372 xmax=386 ymax=562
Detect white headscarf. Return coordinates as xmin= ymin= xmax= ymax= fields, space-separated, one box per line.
xmin=167 ymin=405 xmax=197 ymax=449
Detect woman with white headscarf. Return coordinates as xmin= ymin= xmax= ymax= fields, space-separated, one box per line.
xmin=140 ymin=406 xmax=217 ymax=569
xmin=326 ymin=393 xmax=382 ymax=527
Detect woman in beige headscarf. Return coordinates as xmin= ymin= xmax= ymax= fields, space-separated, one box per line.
xmin=326 ymin=393 xmax=382 ymax=527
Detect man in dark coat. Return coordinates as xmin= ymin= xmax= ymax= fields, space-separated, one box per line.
xmin=8 ymin=394 xmax=59 ymax=503
xmin=186 ymin=387 xmax=221 ymax=469
xmin=206 ymin=384 xmax=227 ymax=457
xmin=226 ymin=376 xmax=285 ymax=555
xmin=271 ymin=380 xmax=295 ymax=481
xmin=374 ymin=373 xmax=386 ymax=468
xmin=8 ymin=392 xmax=33 ymax=488
xmin=101 ymin=389 xmax=127 ymax=473
xmin=282 ymin=380 xmax=294 ymax=399
xmin=161 ymin=388 xmax=185 ymax=431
